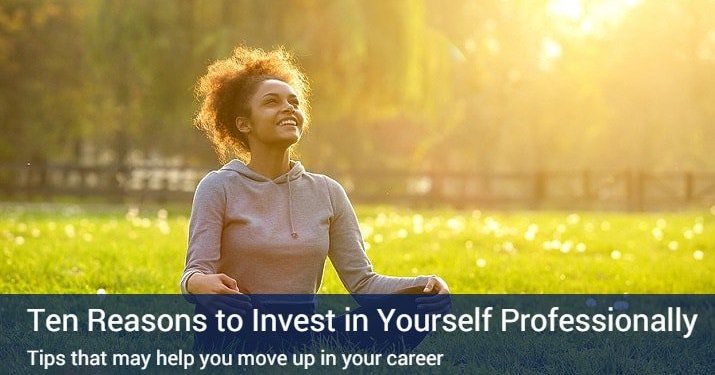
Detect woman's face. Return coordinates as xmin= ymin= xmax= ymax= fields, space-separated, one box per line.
xmin=240 ymin=79 xmax=305 ymax=151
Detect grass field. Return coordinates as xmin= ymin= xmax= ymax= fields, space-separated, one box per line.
xmin=1 ymin=202 xmax=714 ymax=373
xmin=1 ymin=202 xmax=713 ymax=294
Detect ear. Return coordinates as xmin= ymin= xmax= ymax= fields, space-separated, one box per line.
xmin=236 ymin=117 xmax=251 ymax=134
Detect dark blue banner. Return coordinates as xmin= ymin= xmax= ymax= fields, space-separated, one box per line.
xmin=1 ymin=295 xmax=712 ymax=374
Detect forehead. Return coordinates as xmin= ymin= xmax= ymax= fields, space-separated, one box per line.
xmin=253 ymin=79 xmax=298 ymax=97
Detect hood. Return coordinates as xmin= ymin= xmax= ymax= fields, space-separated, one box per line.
xmin=221 ymin=159 xmax=305 ymax=184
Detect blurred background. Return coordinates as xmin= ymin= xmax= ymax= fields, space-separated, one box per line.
xmin=1 ymin=0 xmax=714 ymax=210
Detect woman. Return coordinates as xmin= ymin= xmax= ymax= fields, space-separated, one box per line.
xmin=180 ymin=47 xmax=449 ymax=344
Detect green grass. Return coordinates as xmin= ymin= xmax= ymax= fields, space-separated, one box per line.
xmin=1 ymin=202 xmax=713 ymax=373
xmin=1 ymin=202 xmax=713 ymax=294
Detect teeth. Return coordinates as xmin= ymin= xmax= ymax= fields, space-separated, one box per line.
xmin=279 ymin=119 xmax=297 ymax=126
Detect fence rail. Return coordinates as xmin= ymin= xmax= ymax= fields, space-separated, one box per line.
xmin=1 ymin=163 xmax=714 ymax=211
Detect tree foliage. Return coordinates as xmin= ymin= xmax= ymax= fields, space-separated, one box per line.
xmin=0 ymin=0 xmax=713 ymax=172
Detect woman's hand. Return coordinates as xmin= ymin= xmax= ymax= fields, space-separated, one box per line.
xmin=187 ymin=273 xmax=252 ymax=316
xmin=187 ymin=273 xmax=241 ymax=294
xmin=416 ymin=276 xmax=451 ymax=314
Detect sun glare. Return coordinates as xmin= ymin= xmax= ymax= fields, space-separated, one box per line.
xmin=547 ymin=0 xmax=642 ymax=36
xmin=548 ymin=0 xmax=584 ymax=21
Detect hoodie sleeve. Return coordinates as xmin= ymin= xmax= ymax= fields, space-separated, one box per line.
xmin=325 ymin=177 xmax=431 ymax=294
xmin=180 ymin=172 xmax=226 ymax=300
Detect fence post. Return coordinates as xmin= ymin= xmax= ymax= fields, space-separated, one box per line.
xmin=684 ymin=171 xmax=694 ymax=203
xmin=627 ymin=170 xmax=645 ymax=212
xmin=533 ymin=170 xmax=545 ymax=209
xmin=582 ymin=170 xmax=593 ymax=200
xmin=430 ymin=170 xmax=442 ymax=206
xmin=626 ymin=170 xmax=634 ymax=211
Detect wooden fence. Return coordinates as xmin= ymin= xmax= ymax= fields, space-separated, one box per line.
xmin=1 ymin=163 xmax=714 ymax=211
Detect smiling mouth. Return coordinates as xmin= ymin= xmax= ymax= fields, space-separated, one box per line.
xmin=278 ymin=118 xmax=298 ymax=127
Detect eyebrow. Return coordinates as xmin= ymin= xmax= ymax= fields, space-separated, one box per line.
xmin=261 ymin=92 xmax=298 ymax=98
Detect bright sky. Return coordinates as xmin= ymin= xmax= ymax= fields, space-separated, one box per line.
xmin=540 ymin=0 xmax=642 ymax=68
xmin=547 ymin=0 xmax=642 ymax=36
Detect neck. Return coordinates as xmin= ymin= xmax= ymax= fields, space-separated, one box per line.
xmin=247 ymin=147 xmax=292 ymax=179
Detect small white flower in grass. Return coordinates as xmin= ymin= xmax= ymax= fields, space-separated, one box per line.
xmin=559 ymin=274 xmax=566 ymax=281
xmin=396 ymin=229 xmax=408 ymax=238
xmin=157 ymin=209 xmax=168 ymax=220
xmin=610 ymin=250 xmax=622 ymax=260
xmin=484 ymin=217 xmax=500 ymax=233
xmin=576 ymin=242 xmax=587 ymax=253
xmin=502 ymin=241 xmax=515 ymax=253
xmin=97 ymin=288 xmax=106 ymax=295
xmin=125 ymin=206 xmax=139 ymax=221
xmin=656 ymin=218 xmax=667 ymax=229
xmin=613 ymin=300 xmax=629 ymax=311
xmin=412 ymin=215 xmax=424 ymax=234
xmin=14 ymin=236 xmax=25 ymax=246
xmin=373 ymin=234 xmax=383 ymax=243
xmin=158 ymin=221 xmax=171 ymax=235
xmin=693 ymin=250 xmax=704 ymax=261
xmin=585 ymin=298 xmax=597 ymax=307
xmin=693 ymin=223 xmax=703 ymax=234
xmin=359 ymin=223 xmax=373 ymax=238
xmin=668 ymin=241 xmax=678 ymax=251
xmin=464 ymin=240 xmax=474 ymax=249
xmin=410 ymin=268 xmax=419 ymax=275
xmin=447 ymin=217 xmax=465 ymax=232
xmin=651 ymin=228 xmax=663 ymax=241
xmin=375 ymin=213 xmax=388 ymax=226
xmin=476 ymin=258 xmax=487 ymax=268
xmin=683 ymin=230 xmax=694 ymax=240
xmin=524 ymin=231 xmax=536 ymax=241
xmin=31 ymin=228 xmax=40 ymax=238
xmin=560 ymin=241 xmax=572 ymax=254
xmin=566 ymin=213 xmax=580 ymax=225
xmin=64 ymin=224 xmax=76 ymax=238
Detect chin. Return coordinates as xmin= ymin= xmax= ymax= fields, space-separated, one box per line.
xmin=275 ymin=136 xmax=301 ymax=148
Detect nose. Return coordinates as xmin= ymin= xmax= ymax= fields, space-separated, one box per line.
xmin=283 ymin=102 xmax=295 ymax=113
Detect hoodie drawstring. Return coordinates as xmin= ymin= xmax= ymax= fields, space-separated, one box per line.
xmin=287 ymin=175 xmax=298 ymax=239
xmin=222 ymin=159 xmax=301 ymax=239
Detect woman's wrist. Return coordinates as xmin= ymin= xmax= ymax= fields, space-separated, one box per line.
xmin=185 ymin=272 xmax=204 ymax=294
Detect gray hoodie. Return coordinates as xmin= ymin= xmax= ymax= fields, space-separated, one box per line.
xmin=180 ymin=159 xmax=430 ymax=295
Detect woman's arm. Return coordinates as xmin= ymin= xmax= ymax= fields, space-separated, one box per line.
xmin=324 ymin=177 xmax=447 ymax=294
xmin=181 ymin=173 xmax=241 ymax=296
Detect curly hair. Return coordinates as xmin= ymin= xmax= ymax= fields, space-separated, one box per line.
xmin=194 ymin=46 xmax=311 ymax=163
